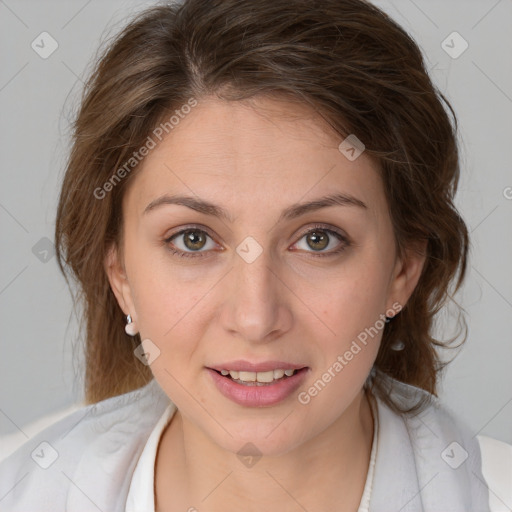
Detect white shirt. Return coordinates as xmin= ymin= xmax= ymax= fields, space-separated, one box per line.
xmin=125 ymin=396 xmax=511 ymax=512
xmin=125 ymin=391 xmax=380 ymax=512
xmin=2 ymin=376 xmax=508 ymax=511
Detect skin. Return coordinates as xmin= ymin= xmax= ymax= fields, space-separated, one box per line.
xmin=105 ymin=95 xmax=426 ymax=511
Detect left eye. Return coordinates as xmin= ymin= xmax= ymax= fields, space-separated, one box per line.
xmin=292 ymin=226 xmax=349 ymax=257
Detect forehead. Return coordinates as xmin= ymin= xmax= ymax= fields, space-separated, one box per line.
xmin=124 ymin=96 xmax=385 ymax=217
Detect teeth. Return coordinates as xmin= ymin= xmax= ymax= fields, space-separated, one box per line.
xmin=238 ymin=371 xmax=256 ymax=382
xmin=273 ymin=369 xmax=285 ymax=379
xmin=256 ymin=371 xmax=274 ymax=383
xmin=221 ymin=369 xmax=298 ymax=383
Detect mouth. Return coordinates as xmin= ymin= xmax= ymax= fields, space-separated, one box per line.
xmin=207 ymin=365 xmax=310 ymax=407
xmin=210 ymin=367 xmax=308 ymax=386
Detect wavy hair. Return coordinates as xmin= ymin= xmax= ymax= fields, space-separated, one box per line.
xmin=55 ymin=0 xmax=469 ymax=414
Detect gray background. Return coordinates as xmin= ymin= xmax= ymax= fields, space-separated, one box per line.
xmin=1 ymin=0 xmax=511 ymax=455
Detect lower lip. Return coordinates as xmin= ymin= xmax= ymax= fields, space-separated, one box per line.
xmin=207 ymin=368 xmax=309 ymax=407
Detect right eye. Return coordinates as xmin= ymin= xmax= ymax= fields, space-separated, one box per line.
xmin=164 ymin=227 xmax=219 ymax=258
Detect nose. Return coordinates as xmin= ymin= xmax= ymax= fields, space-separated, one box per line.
xmin=219 ymin=244 xmax=293 ymax=344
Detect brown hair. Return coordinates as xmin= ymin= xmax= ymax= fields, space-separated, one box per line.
xmin=55 ymin=0 xmax=469 ymax=414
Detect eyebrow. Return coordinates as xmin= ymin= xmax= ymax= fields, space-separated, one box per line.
xmin=143 ymin=192 xmax=368 ymax=223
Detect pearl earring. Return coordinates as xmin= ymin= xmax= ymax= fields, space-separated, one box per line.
xmin=125 ymin=314 xmax=138 ymax=336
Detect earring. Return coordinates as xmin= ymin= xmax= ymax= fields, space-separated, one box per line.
xmin=390 ymin=339 xmax=405 ymax=351
xmin=125 ymin=314 xmax=138 ymax=336
xmin=384 ymin=313 xmax=403 ymax=349
xmin=363 ymin=366 xmax=377 ymax=390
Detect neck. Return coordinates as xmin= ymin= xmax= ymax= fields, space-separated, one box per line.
xmin=155 ymin=388 xmax=375 ymax=512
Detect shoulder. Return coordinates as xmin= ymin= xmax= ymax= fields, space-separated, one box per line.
xmin=372 ymin=372 xmax=508 ymax=511
xmin=0 ymin=379 xmax=173 ymax=512
xmin=477 ymin=434 xmax=512 ymax=512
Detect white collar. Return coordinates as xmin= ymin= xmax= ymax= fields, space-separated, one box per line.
xmin=125 ymin=393 xmax=380 ymax=511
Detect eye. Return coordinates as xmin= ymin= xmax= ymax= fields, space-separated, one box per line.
xmin=164 ymin=223 xmax=350 ymax=259
xmin=164 ymin=227 xmax=218 ymax=258
xmin=291 ymin=224 xmax=350 ymax=257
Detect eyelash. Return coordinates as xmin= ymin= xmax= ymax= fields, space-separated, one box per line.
xmin=164 ymin=224 xmax=350 ymax=259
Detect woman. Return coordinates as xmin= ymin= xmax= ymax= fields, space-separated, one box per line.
xmin=0 ymin=0 xmax=510 ymax=510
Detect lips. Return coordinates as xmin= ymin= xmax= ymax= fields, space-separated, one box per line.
xmin=207 ymin=366 xmax=310 ymax=407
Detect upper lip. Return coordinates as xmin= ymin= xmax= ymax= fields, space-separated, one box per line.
xmin=208 ymin=360 xmax=308 ymax=372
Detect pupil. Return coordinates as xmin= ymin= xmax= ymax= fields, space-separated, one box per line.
xmin=184 ymin=230 xmax=206 ymax=250
xmin=308 ymin=231 xmax=328 ymax=251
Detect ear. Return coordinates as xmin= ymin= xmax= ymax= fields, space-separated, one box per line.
xmin=386 ymin=239 xmax=428 ymax=312
xmin=104 ymin=243 xmax=137 ymax=319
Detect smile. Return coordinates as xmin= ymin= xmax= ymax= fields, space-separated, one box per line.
xmin=219 ymin=368 xmax=298 ymax=384
xmin=207 ymin=367 xmax=309 ymax=406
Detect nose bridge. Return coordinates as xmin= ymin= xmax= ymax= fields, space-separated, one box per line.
xmin=236 ymin=243 xmax=275 ymax=301
xmin=224 ymin=238 xmax=291 ymax=342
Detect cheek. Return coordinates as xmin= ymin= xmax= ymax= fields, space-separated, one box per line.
xmin=125 ymin=244 xmax=208 ymax=341
xmin=134 ymin=276 xmax=205 ymax=342
xmin=308 ymin=255 xmax=392 ymax=345
xmin=299 ymin=264 xmax=388 ymax=410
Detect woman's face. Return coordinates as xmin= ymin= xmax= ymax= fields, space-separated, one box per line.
xmin=106 ymin=95 xmax=424 ymax=455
